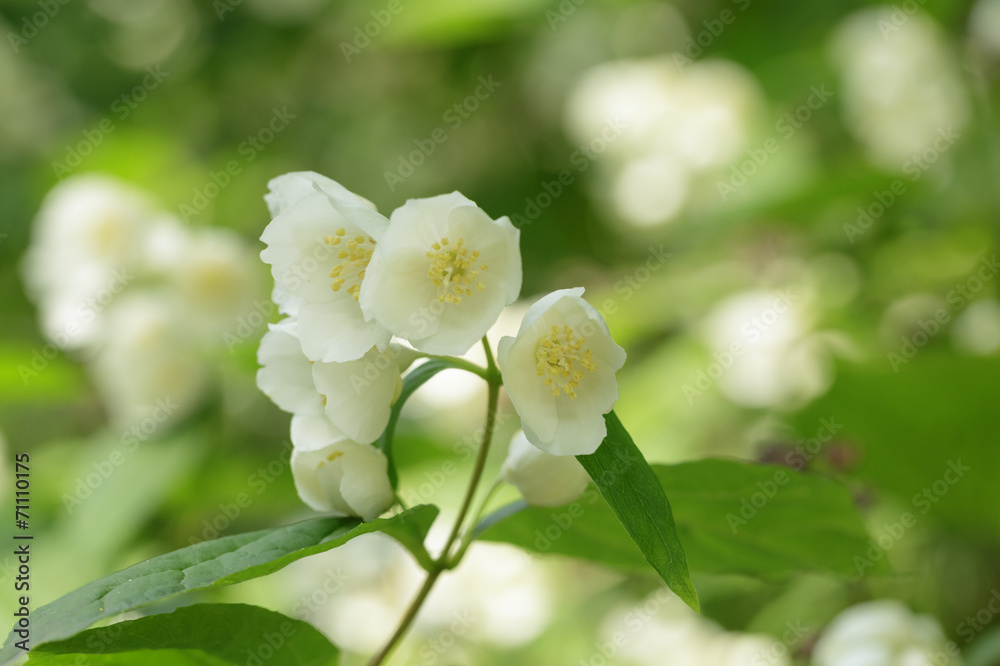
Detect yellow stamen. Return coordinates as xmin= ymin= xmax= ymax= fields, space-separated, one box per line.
xmin=535 ymin=325 xmax=597 ymax=399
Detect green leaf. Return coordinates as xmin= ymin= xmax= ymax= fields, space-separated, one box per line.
xmin=575 ymin=411 xmax=699 ymax=612
xmin=791 ymin=354 xmax=1000 ymax=537
xmin=27 ymin=603 xmax=338 ymax=665
xmin=380 ymin=358 xmax=479 ymax=488
xmin=481 ymin=457 xmax=874 ymax=580
xmin=0 ymin=506 xmax=438 ymax=665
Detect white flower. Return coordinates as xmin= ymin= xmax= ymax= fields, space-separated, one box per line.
xmin=90 ymin=293 xmax=208 ymax=430
xmin=147 ymin=222 xmax=263 ymax=341
xmin=813 ymin=600 xmax=961 ymax=666
xmin=497 ymin=288 xmax=626 ymax=456
xmin=22 ymin=175 xmax=154 ymax=349
xmin=260 ymin=172 xmax=392 ymax=363
xmin=290 ymin=417 xmax=394 ymax=522
xmin=257 ymin=320 xmax=414 ymax=444
xmin=360 ymin=192 xmax=521 ymax=355
xmin=501 ymin=430 xmax=591 ymax=506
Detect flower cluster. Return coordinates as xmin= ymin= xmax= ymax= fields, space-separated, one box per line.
xmin=257 ymin=172 xmax=626 ymax=520
xmin=22 ymin=174 xmax=261 ymax=428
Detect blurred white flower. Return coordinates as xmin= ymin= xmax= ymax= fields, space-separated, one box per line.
xmin=260 ymin=171 xmax=392 ymax=363
xmin=90 ymin=294 xmax=208 ymax=430
xmin=830 ymin=8 xmax=968 ymax=169
xmin=257 ymin=320 xmax=415 ymax=445
xmin=970 ymin=0 xmax=1000 ymax=56
xmin=703 ymin=290 xmax=833 ymax=409
xmin=498 ymin=288 xmax=626 ymax=456
xmin=501 ymin=430 xmax=591 ymax=506
xmin=565 ymin=58 xmax=761 ymax=226
xmin=607 ymin=589 xmax=790 ymax=666
xmin=952 ymin=299 xmax=1000 ymax=355
xmin=290 ymin=422 xmax=394 ymax=522
xmin=22 ymin=175 xmax=155 ymax=349
xmin=813 ymin=600 xmax=961 ymax=666
xmin=154 ymin=225 xmax=263 ymax=340
xmin=361 ymin=192 xmax=522 ymax=355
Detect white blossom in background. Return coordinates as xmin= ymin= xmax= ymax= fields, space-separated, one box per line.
xmin=703 ymin=290 xmax=833 ymax=409
xmin=306 ymin=534 xmax=554 ymax=657
xmin=565 ymin=58 xmax=761 ymax=226
xmin=152 ymin=225 xmax=263 ymax=340
xmin=361 ymin=192 xmax=522 ymax=355
xmin=607 ymin=589 xmax=790 ymax=666
xmin=498 ymin=288 xmax=626 ymax=456
xmin=22 ymin=175 xmax=155 ymax=349
xmin=813 ymin=600 xmax=962 ymax=666
xmin=89 ymin=294 xmax=209 ymax=429
xmin=952 ymin=299 xmax=1000 ymax=355
xmin=830 ymin=9 xmax=968 ymax=169
xmin=260 ymin=172 xmax=392 ymax=363
xmin=970 ymin=0 xmax=1000 ymax=56
xmin=22 ymin=173 xmax=263 ymax=436
xmin=501 ymin=430 xmax=591 ymax=506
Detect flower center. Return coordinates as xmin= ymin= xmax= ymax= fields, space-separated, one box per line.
xmin=426 ymin=237 xmax=487 ymax=304
xmin=325 ymin=228 xmax=376 ymax=301
xmin=535 ymin=325 xmax=597 ymax=398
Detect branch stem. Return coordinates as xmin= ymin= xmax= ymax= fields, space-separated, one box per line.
xmin=366 ymin=337 xmax=501 ymax=666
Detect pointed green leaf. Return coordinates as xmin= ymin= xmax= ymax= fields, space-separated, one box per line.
xmin=27 ymin=603 xmax=338 ymax=665
xmin=575 ymin=411 xmax=699 ymax=612
xmin=0 ymin=506 xmax=437 ymax=665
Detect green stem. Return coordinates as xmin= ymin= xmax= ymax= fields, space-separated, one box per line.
xmin=366 ymin=338 xmax=501 ymax=666
xmin=448 ymin=477 xmax=502 ymax=568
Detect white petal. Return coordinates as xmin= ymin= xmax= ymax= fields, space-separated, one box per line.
xmin=292 ymin=445 xmax=352 ymax=514
xmin=361 ymin=192 xmax=521 ymax=354
xmin=256 ymin=325 xmax=324 ymax=415
xmin=297 ymin=299 xmax=392 ymax=363
xmin=265 ymin=171 xmax=376 ymax=218
xmin=290 ymin=412 xmax=348 ymax=452
xmin=338 ymin=444 xmax=394 ymax=522
xmin=311 ymin=347 xmax=402 ymax=444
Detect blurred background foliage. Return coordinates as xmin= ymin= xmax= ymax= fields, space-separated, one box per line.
xmin=1 ymin=0 xmax=1000 ymax=663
